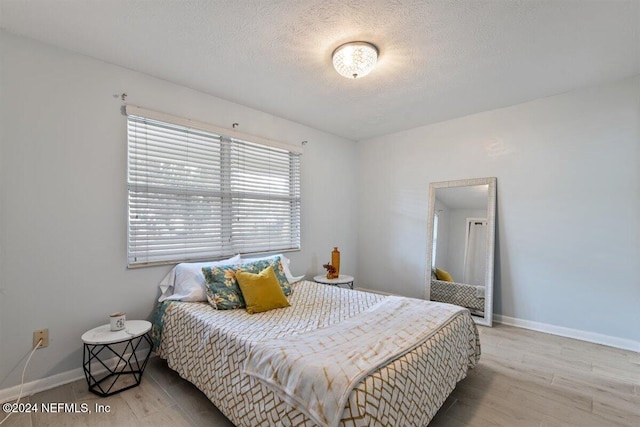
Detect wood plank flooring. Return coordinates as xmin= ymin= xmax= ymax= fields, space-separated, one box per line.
xmin=429 ymin=325 xmax=639 ymax=427
xmin=2 ymin=323 xmax=638 ymax=426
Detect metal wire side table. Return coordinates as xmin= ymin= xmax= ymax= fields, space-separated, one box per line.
xmin=81 ymin=320 xmax=152 ymax=397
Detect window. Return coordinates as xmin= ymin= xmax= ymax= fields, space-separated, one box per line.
xmin=126 ymin=106 xmax=302 ymax=267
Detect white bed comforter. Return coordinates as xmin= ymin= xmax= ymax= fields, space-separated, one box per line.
xmin=244 ymin=295 xmax=465 ymax=427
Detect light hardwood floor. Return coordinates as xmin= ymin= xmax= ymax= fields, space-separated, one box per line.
xmin=2 ymin=324 xmax=638 ymax=426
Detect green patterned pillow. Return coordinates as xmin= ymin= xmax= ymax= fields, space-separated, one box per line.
xmin=203 ymin=256 xmax=291 ymax=310
xmin=269 ymin=256 xmax=292 ymax=296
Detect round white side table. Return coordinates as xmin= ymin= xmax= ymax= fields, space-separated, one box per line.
xmin=81 ymin=320 xmax=152 ymax=397
xmin=313 ymin=274 xmax=355 ymax=289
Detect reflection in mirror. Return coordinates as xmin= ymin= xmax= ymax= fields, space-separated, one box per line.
xmin=425 ymin=178 xmax=496 ymax=326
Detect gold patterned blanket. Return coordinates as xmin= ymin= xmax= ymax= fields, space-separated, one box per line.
xmin=244 ymin=296 xmax=465 ymax=427
xmin=155 ymin=281 xmax=480 ymax=426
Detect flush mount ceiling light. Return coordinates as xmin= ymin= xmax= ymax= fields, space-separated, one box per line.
xmin=332 ymin=41 xmax=378 ymax=79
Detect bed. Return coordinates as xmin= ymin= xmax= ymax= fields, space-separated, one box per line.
xmin=431 ymin=279 xmax=485 ymax=314
xmin=152 ymin=280 xmax=480 ymax=426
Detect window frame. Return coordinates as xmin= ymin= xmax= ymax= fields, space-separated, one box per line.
xmin=125 ymin=106 xmax=303 ymax=268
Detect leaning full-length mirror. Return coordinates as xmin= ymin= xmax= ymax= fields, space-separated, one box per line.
xmin=425 ymin=177 xmax=496 ymax=326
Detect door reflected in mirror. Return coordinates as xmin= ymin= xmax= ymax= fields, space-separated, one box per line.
xmin=426 ymin=178 xmax=496 ymax=326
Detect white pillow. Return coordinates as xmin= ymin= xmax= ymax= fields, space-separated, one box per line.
xmin=242 ymin=254 xmax=305 ymax=284
xmin=158 ymin=255 xmax=242 ymax=302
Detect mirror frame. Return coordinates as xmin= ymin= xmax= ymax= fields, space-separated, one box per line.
xmin=425 ymin=177 xmax=497 ymax=326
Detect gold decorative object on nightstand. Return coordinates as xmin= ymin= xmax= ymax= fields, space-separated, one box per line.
xmin=322 ymin=247 xmax=341 ymax=279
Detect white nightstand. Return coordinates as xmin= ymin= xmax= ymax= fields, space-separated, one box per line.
xmin=81 ymin=320 xmax=152 ymax=397
xmin=313 ymin=274 xmax=355 ymax=289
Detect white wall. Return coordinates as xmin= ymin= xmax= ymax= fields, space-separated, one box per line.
xmin=357 ymin=75 xmax=640 ymax=343
xmin=0 ymin=32 xmax=358 ymax=389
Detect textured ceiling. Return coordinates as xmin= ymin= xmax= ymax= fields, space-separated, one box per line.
xmin=1 ymin=0 xmax=639 ymax=140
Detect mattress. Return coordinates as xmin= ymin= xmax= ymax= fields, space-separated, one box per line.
xmin=431 ymin=279 xmax=486 ymax=312
xmin=153 ymin=280 xmax=480 ymax=426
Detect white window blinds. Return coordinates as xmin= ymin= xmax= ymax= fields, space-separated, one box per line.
xmin=126 ymin=107 xmax=301 ymax=267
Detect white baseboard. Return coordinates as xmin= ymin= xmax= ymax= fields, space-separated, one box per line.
xmin=3 ymin=314 xmax=638 ymax=403
xmin=357 ymin=290 xmax=639 ymax=352
xmin=0 ymin=350 xmax=154 ymax=404
xmin=0 ymin=367 xmax=85 ymax=404
xmin=494 ymin=314 xmax=640 ymax=352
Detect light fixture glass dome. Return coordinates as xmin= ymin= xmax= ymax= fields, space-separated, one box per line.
xmin=332 ymin=42 xmax=378 ymax=79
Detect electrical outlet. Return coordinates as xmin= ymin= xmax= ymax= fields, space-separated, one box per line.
xmin=33 ymin=329 xmax=48 ymax=348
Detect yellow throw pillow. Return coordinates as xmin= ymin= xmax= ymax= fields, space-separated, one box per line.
xmin=435 ymin=268 xmax=454 ymax=282
xmin=236 ymin=266 xmax=291 ymax=314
